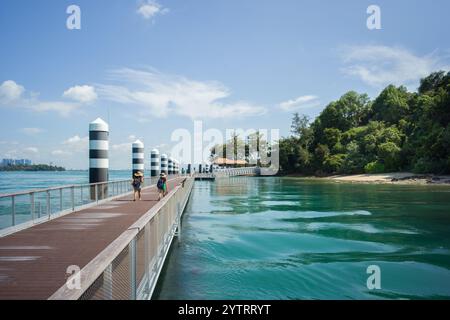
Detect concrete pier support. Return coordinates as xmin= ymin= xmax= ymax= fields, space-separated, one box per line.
xmin=168 ymin=157 xmax=173 ymax=175
xmin=89 ymin=118 xmax=109 ymax=200
xmin=161 ymin=154 xmax=168 ymax=175
xmin=132 ymin=140 xmax=144 ymax=176
xmin=174 ymin=159 xmax=179 ymax=175
xmin=151 ymin=149 xmax=160 ymax=177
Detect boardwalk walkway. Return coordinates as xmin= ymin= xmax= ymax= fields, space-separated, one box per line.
xmin=0 ymin=177 xmax=184 ymax=300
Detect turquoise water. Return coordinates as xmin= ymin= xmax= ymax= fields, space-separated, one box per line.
xmin=154 ymin=177 xmax=450 ymax=300
xmin=0 ymin=170 xmax=134 ymax=229
xmin=0 ymin=170 xmax=132 ymax=195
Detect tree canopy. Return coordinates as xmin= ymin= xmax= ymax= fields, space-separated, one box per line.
xmin=278 ymin=71 xmax=450 ymax=175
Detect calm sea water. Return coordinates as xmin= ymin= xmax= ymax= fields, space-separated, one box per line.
xmin=0 ymin=170 xmax=135 ymax=228
xmin=0 ymin=170 xmax=132 ymax=195
xmin=154 ymin=177 xmax=450 ymax=300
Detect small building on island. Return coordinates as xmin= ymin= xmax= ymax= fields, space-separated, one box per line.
xmin=212 ymin=157 xmax=247 ymax=168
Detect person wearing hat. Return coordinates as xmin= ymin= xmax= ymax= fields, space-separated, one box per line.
xmin=157 ymin=172 xmax=168 ymax=201
xmin=132 ymin=171 xmax=144 ymax=201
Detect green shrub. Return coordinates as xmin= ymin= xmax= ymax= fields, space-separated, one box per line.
xmin=323 ymin=154 xmax=346 ymax=173
xmin=364 ymin=161 xmax=385 ymax=174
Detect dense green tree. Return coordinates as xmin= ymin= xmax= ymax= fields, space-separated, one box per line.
xmin=277 ymin=71 xmax=449 ymax=175
xmin=371 ymin=85 xmax=411 ymax=125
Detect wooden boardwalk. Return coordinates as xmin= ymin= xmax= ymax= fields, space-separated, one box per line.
xmin=0 ymin=177 xmax=184 ymax=300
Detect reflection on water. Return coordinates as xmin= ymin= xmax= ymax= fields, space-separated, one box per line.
xmin=154 ymin=177 xmax=450 ymax=300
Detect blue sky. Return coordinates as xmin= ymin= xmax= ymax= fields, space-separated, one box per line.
xmin=0 ymin=0 xmax=449 ymax=169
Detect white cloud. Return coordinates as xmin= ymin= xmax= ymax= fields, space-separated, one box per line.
xmin=51 ymin=150 xmax=71 ymax=156
xmin=63 ymin=85 xmax=97 ymax=103
xmin=0 ymin=141 xmax=19 ymax=145
xmin=4 ymin=149 xmax=18 ymax=158
xmin=0 ymin=80 xmax=25 ymax=103
xmin=21 ymin=127 xmax=44 ymax=135
xmin=112 ymin=143 xmax=131 ymax=152
xmin=340 ymin=45 xmax=449 ymax=88
xmin=137 ymin=0 xmax=169 ymax=20
xmin=24 ymin=147 xmax=39 ymax=154
xmin=31 ymin=101 xmax=80 ymax=117
xmin=0 ymin=80 xmax=83 ymax=116
xmin=97 ymin=68 xmax=266 ymax=119
xmin=278 ymin=95 xmax=320 ymax=112
xmin=63 ymin=135 xmax=89 ymax=153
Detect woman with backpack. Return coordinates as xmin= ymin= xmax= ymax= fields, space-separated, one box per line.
xmin=132 ymin=171 xmax=144 ymax=201
xmin=157 ymin=173 xmax=168 ymax=201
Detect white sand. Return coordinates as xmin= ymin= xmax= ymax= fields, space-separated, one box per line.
xmin=321 ymin=172 xmax=450 ymax=185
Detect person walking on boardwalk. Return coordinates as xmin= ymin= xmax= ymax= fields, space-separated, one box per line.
xmin=132 ymin=171 xmax=144 ymax=201
xmin=157 ymin=173 xmax=168 ymax=201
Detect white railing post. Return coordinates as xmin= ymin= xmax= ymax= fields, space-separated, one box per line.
xmin=30 ymin=193 xmax=35 ymax=222
xmin=11 ymin=196 xmax=15 ymax=226
xmin=71 ymin=186 xmax=75 ymax=211
xmin=129 ymin=238 xmax=137 ymax=300
xmin=60 ymin=188 xmax=63 ymax=212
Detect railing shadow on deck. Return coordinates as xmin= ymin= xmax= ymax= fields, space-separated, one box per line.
xmin=0 ymin=176 xmax=182 ymax=237
xmin=48 ymin=177 xmax=194 ymax=300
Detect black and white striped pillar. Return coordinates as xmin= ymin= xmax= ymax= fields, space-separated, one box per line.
xmin=205 ymin=164 xmax=209 ymax=173
xmin=89 ymin=118 xmax=109 ymax=199
xmin=161 ymin=154 xmax=168 ymax=175
xmin=168 ymin=157 xmax=173 ymax=175
xmin=151 ymin=149 xmax=160 ymax=177
xmin=132 ymin=140 xmax=144 ymax=176
xmin=174 ymin=159 xmax=179 ymax=175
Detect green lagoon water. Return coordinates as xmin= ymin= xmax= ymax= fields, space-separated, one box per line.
xmin=154 ymin=177 xmax=450 ymax=300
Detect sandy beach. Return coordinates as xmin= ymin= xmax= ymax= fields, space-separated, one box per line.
xmin=317 ymin=172 xmax=450 ymax=185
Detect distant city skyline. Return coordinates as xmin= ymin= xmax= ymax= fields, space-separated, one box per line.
xmin=1 ymin=0 xmax=449 ymax=169
xmin=1 ymin=158 xmax=32 ymax=166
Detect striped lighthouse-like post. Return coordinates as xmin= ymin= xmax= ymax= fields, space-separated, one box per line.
xmin=173 ymin=159 xmax=178 ymax=175
xmin=168 ymin=157 xmax=173 ymax=175
xmin=132 ymin=140 xmax=144 ymax=176
xmin=89 ymin=118 xmax=109 ymax=200
xmin=160 ymin=154 xmax=168 ymax=175
xmin=151 ymin=149 xmax=160 ymax=177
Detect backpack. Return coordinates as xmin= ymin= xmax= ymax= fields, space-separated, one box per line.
xmin=157 ymin=178 xmax=164 ymax=189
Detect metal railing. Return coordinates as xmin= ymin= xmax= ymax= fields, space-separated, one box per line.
xmin=0 ymin=176 xmax=167 ymax=236
xmin=214 ymin=166 xmax=260 ymax=177
xmin=49 ymin=177 xmax=194 ymax=300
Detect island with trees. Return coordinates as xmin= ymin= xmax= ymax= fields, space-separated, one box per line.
xmin=210 ymin=71 xmax=449 ymax=181
xmin=0 ymin=164 xmax=66 ymax=172
xmin=278 ymin=71 xmax=449 ymax=176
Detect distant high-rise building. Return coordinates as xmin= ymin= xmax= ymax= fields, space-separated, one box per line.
xmin=1 ymin=158 xmax=32 ymax=166
xmin=1 ymin=159 xmax=14 ymax=166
